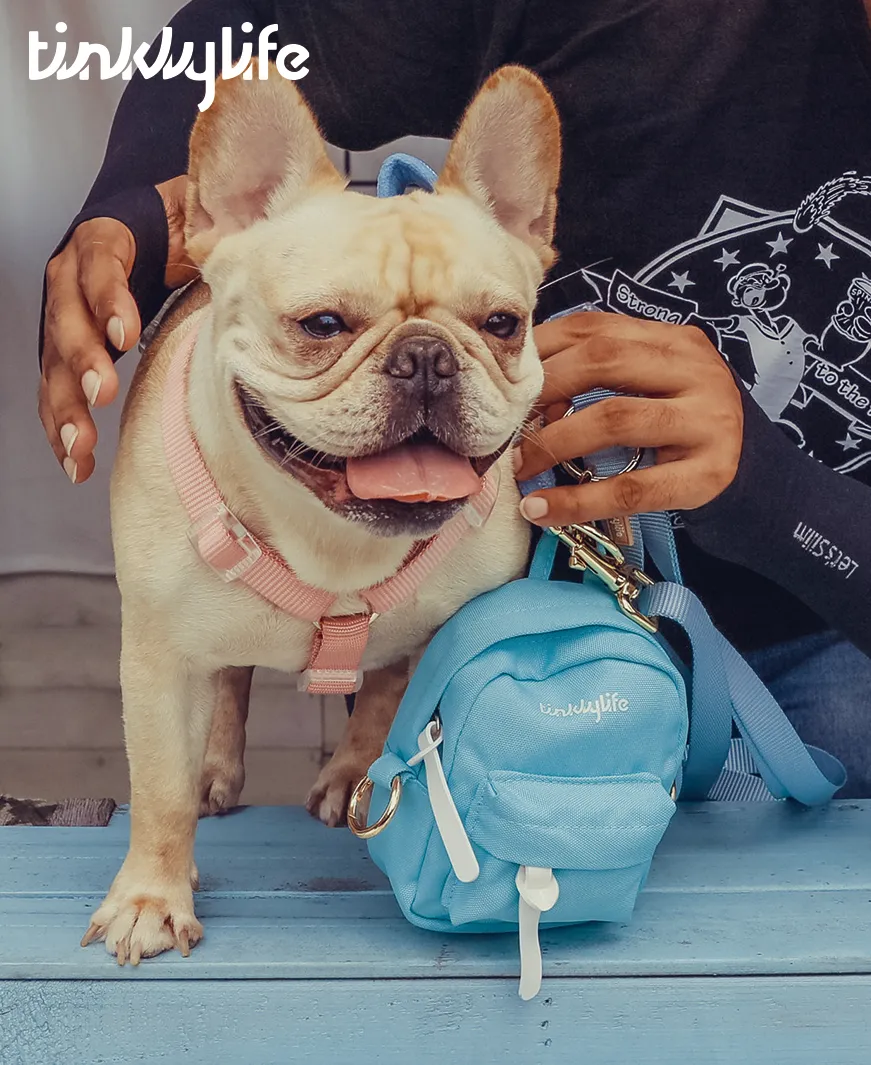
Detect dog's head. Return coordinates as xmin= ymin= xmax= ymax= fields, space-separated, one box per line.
xmin=185 ymin=64 xmax=561 ymax=538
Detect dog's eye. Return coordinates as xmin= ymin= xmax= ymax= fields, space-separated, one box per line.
xmin=482 ymin=313 xmax=520 ymax=339
xmin=299 ymin=313 xmax=349 ymax=339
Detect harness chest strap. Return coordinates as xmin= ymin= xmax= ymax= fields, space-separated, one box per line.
xmin=161 ymin=317 xmax=498 ymax=695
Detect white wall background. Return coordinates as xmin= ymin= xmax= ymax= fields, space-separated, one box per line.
xmin=0 ymin=1 xmax=448 ymax=576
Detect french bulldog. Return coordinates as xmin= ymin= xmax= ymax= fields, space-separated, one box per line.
xmin=83 ymin=62 xmax=561 ymax=964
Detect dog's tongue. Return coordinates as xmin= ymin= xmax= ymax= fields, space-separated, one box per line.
xmin=346 ymin=442 xmax=482 ymax=503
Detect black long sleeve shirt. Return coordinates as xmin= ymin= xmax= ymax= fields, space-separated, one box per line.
xmin=43 ymin=0 xmax=871 ymax=656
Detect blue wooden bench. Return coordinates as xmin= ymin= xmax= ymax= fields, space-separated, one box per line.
xmin=2 ymin=801 xmax=870 ymax=1065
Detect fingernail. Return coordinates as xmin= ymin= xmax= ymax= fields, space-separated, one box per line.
xmin=82 ymin=370 xmax=102 ymax=406
xmin=60 ymin=423 xmax=78 ymax=457
xmin=107 ymin=316 xmax=126 ymax=351
xmin=520 ymin=497 xmax=549 ymax=522
xmin=63 ymin=457 xmax=78 ymax=485
xmin=512 ymin=447 xmax=523 ymax=475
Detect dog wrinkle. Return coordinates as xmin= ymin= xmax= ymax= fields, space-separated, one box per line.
xmin=349 ymin=199 xmax=461 ymax=321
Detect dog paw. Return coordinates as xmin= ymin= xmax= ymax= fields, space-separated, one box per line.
xmin=82 ymin=884 xmax=202 ymax=966
xmin=305 ymin=756 xmax=368 ymax=828
xmin=199 ymin=759 xmax=244 ymax=817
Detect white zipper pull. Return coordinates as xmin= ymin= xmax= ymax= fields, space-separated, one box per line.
xmin=407 ymin=721 xmax=479 ymax=883
xmin=516 ymin=866 xmax=559 ymax=1001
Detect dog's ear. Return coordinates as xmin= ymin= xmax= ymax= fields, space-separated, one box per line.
xmin=436 ymin=66 xmax=561 ymax=270
xmin=185 ymin=61 xmax=344 ymax=264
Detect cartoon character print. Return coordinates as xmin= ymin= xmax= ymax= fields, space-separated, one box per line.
xmin=711 ymin=263 xmax=818 ymax=419
xmin=819 ymin=274 xmax=871 ymax=369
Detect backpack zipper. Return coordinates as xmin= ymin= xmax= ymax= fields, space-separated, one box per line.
xmin=516 ymin=866 xmax=560 ymax=1001
xmin=407 ymin=719 xmax=479 ymax=884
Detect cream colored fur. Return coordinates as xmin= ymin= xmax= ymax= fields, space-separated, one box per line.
xmin=84 ymin=63 xmax=561 ymax=964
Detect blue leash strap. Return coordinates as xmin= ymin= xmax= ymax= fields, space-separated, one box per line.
xmin=641 ymin=581 xmax=846 ymax=806
xmin=640 ymin=582 xmax=733 ymax=800
xmin=637 ymin=511 xmax=683 ymax=585
xmin=569 ymin=390 xmax=845 ymax=801
xmin=715 ymin=627 xmax=847 ymax=803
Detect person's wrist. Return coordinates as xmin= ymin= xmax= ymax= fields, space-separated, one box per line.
xmin=680 ymin=385 xmax=759 ymax=529
xmin=77 ymin=216 xmax=136 ymax=261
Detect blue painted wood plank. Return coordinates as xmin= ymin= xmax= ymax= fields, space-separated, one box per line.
xmin=2 ymin=888 xmax=871 ymax=980
xmin=3 ymin=977 xmax=871 ymax=1065
xmin=4 ymin=803 xmax=870 ymax=895
xmin=2 ymin=803 xmax=870 ymax=981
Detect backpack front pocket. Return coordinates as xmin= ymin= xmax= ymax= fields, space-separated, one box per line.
xmin=441 ymin=770 xmax=676 ymax=930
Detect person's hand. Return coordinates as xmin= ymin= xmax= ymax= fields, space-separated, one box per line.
xmin=38 ymin=175 xmax=193 ymax=484
xmin=514 ymin=312 xmax=744 ymax=526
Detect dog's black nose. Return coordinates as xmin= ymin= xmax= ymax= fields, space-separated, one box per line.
xmin=384 ymin=336 xmax=459 ymax=382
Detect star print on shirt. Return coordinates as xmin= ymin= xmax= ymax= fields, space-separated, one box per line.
xmin=668 ymin=270 xmax=695 ymax=293
xmin=766 ymin=231 xmax=793 ymax=256
xmin=816 ymin=243 xmax=841 ymax=268
xmin=714 ymin=248 xmax=740 ymax=270
xmin=836 ymin=434 xmax=862 ymax=451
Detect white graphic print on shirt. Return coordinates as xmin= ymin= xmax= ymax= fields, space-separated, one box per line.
xmin=579 ymin=172 xmax=871 ymax=476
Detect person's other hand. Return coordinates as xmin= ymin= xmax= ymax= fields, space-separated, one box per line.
xmin=38 ymin=175 xmax=192 ymax=483
xmin=514 ymin=312 xmax=744 ymax=526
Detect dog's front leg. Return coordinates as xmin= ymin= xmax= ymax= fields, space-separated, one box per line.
xmin=82 ymin=631 xmax=216 ymax=965
xmin=306 ymin=658 xmax=410 ymax=827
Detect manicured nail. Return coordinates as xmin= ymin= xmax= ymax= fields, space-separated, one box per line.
xmin=520 ymin=497 xmax=549 ymax=522
xmin=512 ymin=447 xmax=523 ymax=475
xmin=63 ymin=457 xmax=78 ymax=484
xmin=82 ymin=370 xmax=102 ymax=406
xmin=60 ymin=423 xmax=78 ymax=457
xmin=107 ymin=316 xmax=126 ymax=351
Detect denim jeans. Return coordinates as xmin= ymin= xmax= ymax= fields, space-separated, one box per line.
xmin=745 ymin=631 xmax=871 ymax=799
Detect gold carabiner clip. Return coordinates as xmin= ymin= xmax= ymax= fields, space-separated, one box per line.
xmin=347 ymin=775 xmax=403 ymax=839
xmin=548 ymin=411 xmax=657 ymax=633
xmin=550 ymin=522 xmax=658 ymax=634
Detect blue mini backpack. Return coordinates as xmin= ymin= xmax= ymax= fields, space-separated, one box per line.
xmin=350 ymin=155 xmax=847 ymax=1001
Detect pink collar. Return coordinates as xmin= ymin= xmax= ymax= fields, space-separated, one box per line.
xmin=161 ymin=319 xmax=497 ymax=694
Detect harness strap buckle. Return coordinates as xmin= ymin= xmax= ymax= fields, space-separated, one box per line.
xmin=188 ymin=502 xmax=263 ymax=582
xmin=299 ymin=612 xmax=378 ymax=694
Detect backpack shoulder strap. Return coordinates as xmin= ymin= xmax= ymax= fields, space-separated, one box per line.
xmin=641 ymin=580 xmax=846 ymax=805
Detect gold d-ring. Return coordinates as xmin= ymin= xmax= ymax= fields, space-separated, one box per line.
xmin=347 ymin=775 xmax=402 ymax=839
xmin=559 ymin=407 xmax=644 ymax=484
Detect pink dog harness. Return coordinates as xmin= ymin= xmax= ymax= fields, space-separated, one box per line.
xmin=161 ymin=319 xmax=498 ymax=695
